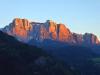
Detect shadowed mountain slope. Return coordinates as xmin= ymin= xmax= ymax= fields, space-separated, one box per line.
xmin=0 ymin=31 xmax=78 ymax=75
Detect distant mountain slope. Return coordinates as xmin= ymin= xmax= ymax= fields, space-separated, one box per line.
xmin=2 ymin=18 xmax=100 ymax=46
xmin=38 ymin=39 xmax=100 ymax=75
xmin=0 ymin=31 xmax=77 ymax=75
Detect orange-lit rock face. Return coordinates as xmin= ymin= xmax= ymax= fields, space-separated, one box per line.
xmin=91 ymin=35 xmax=100 ymax=44
xmin=49 ymin=21 xmax=57 ymax=40
xmin=58 ymin=24 xmax=72 ymax=42
xmin=12 ymin=18 xmax=32 ymax=39
xmin=96 ymin=39 xmax=100 ymax=44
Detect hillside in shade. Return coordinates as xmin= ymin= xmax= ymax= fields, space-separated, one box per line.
xmin=0 ymin=31 xmax=78 ymax=75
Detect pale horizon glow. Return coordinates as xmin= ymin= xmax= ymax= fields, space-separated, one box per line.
xmin=0 ymin=0 xmax=100 ymax=38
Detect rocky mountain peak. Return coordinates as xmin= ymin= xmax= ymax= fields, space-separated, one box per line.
xmin=5 ymin=18 xmax=33 ymax=42
xmin=13 ymin=18 xmax=32 ymax=30
xmin=57 ymin=24 xmax=73 ymax=42
xmin=83 ymin=33 xmax=100 ymax=45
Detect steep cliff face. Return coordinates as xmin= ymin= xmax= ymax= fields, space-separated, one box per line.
xmin=72 ymin=33 xmax=100 ymax=45
xmin=12 ymin=18 xmax=32 ymax=38
xmin=72 ymin=33 xmax=83 ymax=44
xmin=30 ymin=20 xmax=72 ymax=42
xmin=57 ymin=24 xmax=73 ymax=42
xmin=37 ymin=24 xmax=49 ymax=41
xmin=83 ymin=33 xmax=100 ymax=45
xmin=3 ymin=18 xmax=32 ymax=42
xmin=48 ymin=20 xmax=57 ymax=40
xmin=2 ymin=18 xmax=100 ymax=45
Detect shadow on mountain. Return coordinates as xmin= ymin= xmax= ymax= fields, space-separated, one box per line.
xmin=0 ymin=31 xmax=79 ymax=75
xmin=37 ymin=39 xmax=100 ymax=75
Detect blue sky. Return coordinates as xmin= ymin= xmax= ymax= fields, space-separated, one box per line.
xmin=0 ymin=0 xmax=100 ymax=38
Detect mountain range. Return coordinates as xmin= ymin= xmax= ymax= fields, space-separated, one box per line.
xmin=2 ymin=18 xmax=100 ymax=46
xmin=1 ymin=18 xmax=100 ymax=75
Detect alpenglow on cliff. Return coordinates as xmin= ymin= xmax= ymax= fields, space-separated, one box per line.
xmin=2 ymin=18 xmax=100 ymax=46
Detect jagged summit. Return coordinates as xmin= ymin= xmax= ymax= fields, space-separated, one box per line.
xmin=2 ymin=18 xmax=100 ymax=45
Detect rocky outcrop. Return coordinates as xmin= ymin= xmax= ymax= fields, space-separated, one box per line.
xmin=3 ymin=18 xmax=32 ymax=42
xmin=72 ymin=33 xmax=83 ymax=44
xmin=48 ymin=20 xmax=57 ymax=40
xmin=45 ymin=20 xmax=73 ymax=42
xmin=12 ymin=18 xmax=32 ymax=38
xmin=57 ymin=24 xmax=73 ymax=42
xmin=83 ymin=33 xmax=100 ymax=45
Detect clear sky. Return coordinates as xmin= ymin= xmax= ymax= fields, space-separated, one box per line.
xmin=0 ymin=0 xmax=100 ymax=38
